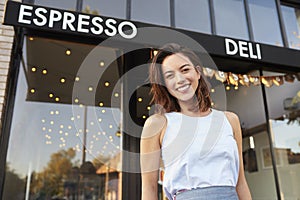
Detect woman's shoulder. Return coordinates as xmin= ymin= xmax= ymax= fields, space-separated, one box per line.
xmin=142 ymin=114 xmax=167 ymax=138
xmin=223 ymin=110 xmax=239 ymax=122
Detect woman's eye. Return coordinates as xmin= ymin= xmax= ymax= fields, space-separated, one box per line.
xmin=182 ymin=68 xmax=190 ymax=72
xmin=165 ymin=74 xmax=173 ymax=79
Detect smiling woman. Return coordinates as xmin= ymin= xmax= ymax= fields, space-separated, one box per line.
xmin=141 ymin=43 xmax=252 ymax=200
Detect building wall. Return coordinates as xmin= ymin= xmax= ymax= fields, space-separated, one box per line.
xmin=0 ymin=0 xmax=14 ymax=131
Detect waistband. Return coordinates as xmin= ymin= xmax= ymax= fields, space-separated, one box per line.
xmin=173 ymin=186 xmax=238 ymax=200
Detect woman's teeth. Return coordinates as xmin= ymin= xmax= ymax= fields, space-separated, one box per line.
xmin=177 ymin=84 xmax=190 ymax=92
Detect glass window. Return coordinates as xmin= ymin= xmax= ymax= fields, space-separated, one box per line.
xmin=174 ymin=0 xmax=211 ymax=34
xmin=213 ymin=0 xmax=249 ymax=40
xmin=226 ymin=70 xmax=280 ymax=199
xmin=131 ymin=0 xmax=170 ymax=26
xmin=82 ymin=0 xmax=126 ymax=19
xmin=264 ymin=71 xmax=300 ymax=199
xmin=281 ymin=5 xmax=300 ymax=50
xmin=34 ymin=0 xmax=76 ymax=11
xmin=2 ymin=37 xmax=123 ymax=200
xmin=248 ymin=0 xmax=283 ymax=46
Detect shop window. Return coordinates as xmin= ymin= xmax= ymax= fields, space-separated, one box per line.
xmin=248 ymin=0 xmax=283 ymax=46
xmin=82 ymin=0 xmax=126 ymax=19
xmin=264 ymin=71 xmax=300 ymax=199
xmin=34 ymin=0 xmax=77 ymax=11
xmin=213 ymin=0 xmax=249 ymax=40
xmin=2 ymin=37 xmax=123 ymax=200
xmin=281 ymin=5 xmax=300 ymax=50
xmin=174 ymin=0 xmax=211 ymax=34
xmin=131 ymin=0 xmax=170 ymax=26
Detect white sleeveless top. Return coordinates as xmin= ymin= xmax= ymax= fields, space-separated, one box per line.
xmin=161 ymin=109 xmax=240 ymax=200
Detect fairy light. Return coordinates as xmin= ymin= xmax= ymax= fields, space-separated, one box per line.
xmin=60 ymin=78 xmax=66 ymax=83
xmin=99 ymin=61 xmax=105 ymax=67
xmin=65 ymin=49 xmax=71 ymax=55
xmin=31 ymin=67 xmax=37 ymax=72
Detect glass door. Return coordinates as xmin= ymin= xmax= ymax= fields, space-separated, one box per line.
xmin=2 ymin=36 xmax=123 ymax=200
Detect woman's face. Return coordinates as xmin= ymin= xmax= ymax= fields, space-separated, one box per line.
xmin=161 ymin=53 xmax=200 ymax=104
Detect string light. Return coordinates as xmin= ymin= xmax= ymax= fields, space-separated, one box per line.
xmin=99 ymin=61 xmax=105 ymax=67
xmin=104 ymin=81 xmax=110 ymax=87
xmin=31 ymin=67 xmax=37 ymax=72
xmin=202 ymin=67 xmax=299 ymax=88
xmin=60 ymin=78 xmax=66 ymax=83
xmin=273 ymin=76 xmax=284 ymax=86
xmin=65 ymin=49 xmax=71 ymax=55
xmin=42 ymin=69 xmax=47 ymax=75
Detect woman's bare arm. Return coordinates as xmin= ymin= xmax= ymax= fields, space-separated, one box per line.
xmin=225 ymin=111 xmax=252 ymax=200
xmin=140 ymin=114 xmax=166 ymax=200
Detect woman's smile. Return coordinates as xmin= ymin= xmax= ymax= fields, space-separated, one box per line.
xmin=176 ymin=84 xmax=191 ymax=92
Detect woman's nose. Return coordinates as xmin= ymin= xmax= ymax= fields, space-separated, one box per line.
xmin=175 ymin=73 xmax=185 ymax=84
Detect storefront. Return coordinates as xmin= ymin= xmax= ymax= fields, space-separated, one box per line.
xmin=0 ymin=0 xmax=300 ymax=199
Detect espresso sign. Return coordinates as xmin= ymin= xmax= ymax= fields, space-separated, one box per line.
xmin=4 ymin=1 xmax=137 ymax=39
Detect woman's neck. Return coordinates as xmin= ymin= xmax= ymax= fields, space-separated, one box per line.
xmin=178 ymin=101 xmax=211 ymax=117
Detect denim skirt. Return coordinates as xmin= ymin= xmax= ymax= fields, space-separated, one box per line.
xmin=174 ymin=186 xmax=238 ymax=200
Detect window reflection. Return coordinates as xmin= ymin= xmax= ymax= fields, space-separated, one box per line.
xmin=2 ymin=37 xmax=122 ymax=200
xmin=281 ymin=5 xmax=300 ymax=50
xmin=248 ymin=0 xmax=283 ymax=46
xmin=213 ymin=0 xmax=249 ymax=40
xmin=265 ymin=70 xmax=300 ymax=199
xmin=34 ymin=0 xmax=76 ymax=11
xmin=131 ymin=0 xmax=170 ymax=26
xmin=174 ymin=0 xmax=211 ymax=34
xmin=82 ymin=0 xmax=126 ymax=19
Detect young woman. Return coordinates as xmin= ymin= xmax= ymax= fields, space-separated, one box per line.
xmin=140 ymin=43 xmax=252 ymax=200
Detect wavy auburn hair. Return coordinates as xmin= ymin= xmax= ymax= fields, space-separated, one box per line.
xmin=149 ymin=43 xmax=212 ymax=114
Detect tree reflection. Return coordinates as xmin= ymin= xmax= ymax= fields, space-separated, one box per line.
xmin=3 ymin=148 xmax=115 ymax=199
xmin=2 ymin=164 xmax=25 ymax=200
xmin=30 ymin=148 xmax=77 ymax=199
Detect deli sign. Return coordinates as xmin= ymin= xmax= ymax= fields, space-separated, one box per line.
xmin=3 ymin=1 xmax=137 ymax=39
xmin=225 ymin=38 xmax=262 ymax=60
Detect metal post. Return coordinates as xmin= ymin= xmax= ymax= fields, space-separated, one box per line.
xmin=208 ymin=0 xmax=216 ymax=34
xmin=82 ymin=106 xmax=87 ymax=164
xmin=260 ymin=69 xmax=282 ymax=200
xmin=76 ymin=0 xmax=83 ymax=12
xmin=275 ymin=0 xmax=289 ymax=47
xmin=243 ymin=0 xmax=255 ymax=41
xmin=170 ymin=0 xmax=175 ymax=27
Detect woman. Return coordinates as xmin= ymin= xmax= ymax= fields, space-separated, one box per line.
xmin=140 ymin=43 xmax=252 ymax=200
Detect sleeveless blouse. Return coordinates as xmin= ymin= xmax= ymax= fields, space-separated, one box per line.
xmin=161 ymin=109 xmax=240 ymax=200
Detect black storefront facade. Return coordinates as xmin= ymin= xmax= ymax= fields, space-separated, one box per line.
xmin=1 ymin=0 xmax=300 ymax=199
